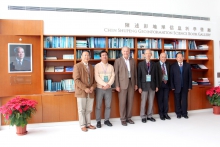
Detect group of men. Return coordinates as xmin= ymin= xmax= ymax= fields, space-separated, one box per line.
xmin=73 ymin=47 xmax=192 ymax=132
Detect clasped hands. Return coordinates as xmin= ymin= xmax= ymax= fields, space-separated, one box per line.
xmin=84 ymin=87 xmax=94 ymax=93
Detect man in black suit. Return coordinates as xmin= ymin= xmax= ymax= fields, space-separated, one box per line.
xmin=138 ymin=49 xmax=158 ymax=123
xmin=156 ymin=52 xmax=171 ymax=120
xmin=170 ymin=52 xmax=192 ymax=119
xmin=10 ymin=47 xmax=31 ymax=71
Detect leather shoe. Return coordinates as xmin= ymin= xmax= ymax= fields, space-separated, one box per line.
xmin=164 ymin=114 xmax=171 ymax=120
xmin=104 ymin=120 xmax=112 ymax=126
xmin=87 ymin=125 xmax=96 ymax=129
xmin=182 ymin=115 xmax=189 ymax=119
xmin=81 ymin=127 xmax=88 ymax=132
xmin=96 ymin=121 xmax=101 ymax=128
xmin=126 ymin=119 xmax=135 ymax=124
xmin=142 ymin=118 xmax=147 ymax=123
xmin=147 ymin=117 xmax=156 ymax=122
xmin=121 ymin=121 xmax=127 ymax=126
xmin=177 ymin=115 xmax=181 ymax=119
xmin=160 ymin=116 xmax=165 ymax=120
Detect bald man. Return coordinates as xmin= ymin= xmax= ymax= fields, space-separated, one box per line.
xmin=156 ymin=52 xmax=171 ymax=120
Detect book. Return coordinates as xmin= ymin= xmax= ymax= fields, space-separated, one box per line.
xmin=65 ymin=66 xmax=73 ymax=72
xmin=94 ymin=50 xmax=101 ymax=59
xmin=54 ymin=66 xmax=64 ymax=72
xmin=63 ymin=54 xmax=74 ymax=59
xmin=191 ymin=64 xmax=200 ymax=69
xmin=45 ymin=66 xmax=55 ymax=72
xmin=197 ymin=64 xmax=208 ymax=69
xmin=45 ymin=57 xmax=57 ymax=60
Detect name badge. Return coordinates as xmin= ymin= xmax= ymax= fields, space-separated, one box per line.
xmin=146 ymin=75 xmax=151 ymax=82
xmin=163 ymin=75 xmax=168 ymax=80
xmin=104 ymin=76 xmax=109 ymax=82
xmin=128 ymin=71 xmax=131 ymax=78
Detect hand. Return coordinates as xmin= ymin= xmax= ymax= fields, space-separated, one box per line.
xmin=156 ymin=87 xmax=158 ymax=92
xmin=116 ymin=87 xmax=120 ymax=92
xmin=102 ymin=84 xmax=110 ymax=90
xmin=138 ymin=88 xmax=142 ymax=94
xmin=135 ymin=85 xmax=138 ymax=91
xmin=85 ymin=88 xmax=90 ymax=93
xmin=89 ymin=87 xmax=94 ymax=93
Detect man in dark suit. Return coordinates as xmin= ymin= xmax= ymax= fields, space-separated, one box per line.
xmin=114 ymin=46 xmax=138 ymax=126
xmin=138 ymin=49 xmax=158 ymax=123
xmin=156 ymin=52 xmax=171 ymax=120
xmin=170 ymin=52 xmax=192 ymax=119
xmin=10 ymin=47 xmax=31 ymax=71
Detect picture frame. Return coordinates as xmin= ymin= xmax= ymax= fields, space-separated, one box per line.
xmin=8 ymin=43 xmax=32 ymax=73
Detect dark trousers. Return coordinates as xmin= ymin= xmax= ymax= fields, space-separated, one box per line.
xmin=174 ymin=88 xmax=188 ymax=116
xmin=156 ymin=82 xmax=169 ymax=116
xmin=118 ymin=79 xmax=134 ymax=121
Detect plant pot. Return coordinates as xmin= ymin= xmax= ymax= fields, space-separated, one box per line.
xmin=213 ymin=106 xmax=220 ymax=115
xmin=16 ymin=125 xmax=28 ymax=136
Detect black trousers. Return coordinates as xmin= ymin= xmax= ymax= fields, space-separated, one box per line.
xmin=174 ymin=88 xmax=188 ymax=116
xmin=156 ymin=82 xmax=169 ymax=116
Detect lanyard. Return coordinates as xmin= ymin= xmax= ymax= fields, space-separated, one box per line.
xmin=101 ymin=62 xmax=108 ymax=74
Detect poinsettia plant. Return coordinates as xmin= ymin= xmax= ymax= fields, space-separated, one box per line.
xmin=0 ymin=96 xmax=37 ymax=127
xmin=206 ymin=86 xmax=220 ymax=106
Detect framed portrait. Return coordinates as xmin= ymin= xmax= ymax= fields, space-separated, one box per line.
xmin=8 ymin=43 xmax=32 ymax=73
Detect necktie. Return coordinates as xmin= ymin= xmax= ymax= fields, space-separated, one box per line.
xmin=179 ymin=63 xmax=183 ymax=87
xmin=162 ymin=63 xmax=167 ymax=84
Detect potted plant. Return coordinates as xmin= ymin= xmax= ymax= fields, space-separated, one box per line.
xmin=206 ymin=86 xmax=220 ymax=114
xmin=0 ymin=96 xmax=37 ymax=135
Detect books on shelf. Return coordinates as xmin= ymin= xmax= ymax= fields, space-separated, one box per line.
xmin=87 ymin=37 xmax=106 ymax=48
xmin=76 ymin=40 xmax=87 ymax=48
xmin=197 ymin=64 xmax=208 ymax=69
xmin=196 ymin=77 xmax=211 ymax=85
xmin=165 ymin=51 xmax=185 ymax=59
xmin=198 ymin=45 xmax=209 ymax=50
xmin=192 ymin=81 xmax=198 ymax=85
xmin=164 ymin=40 xmax=186 ymax=49
xmin=44 ymin=79 xmax=74 ymax=92
xmin=63 ymin=54 xmax=74 ymax=59
xmin=188 ymin=56 xmax=195 ymax=59
xmin=45 ymin=66 xmax=55 ymax=72
xmin=65 ymin=66 xmax=73 ymax=72
xmin=94 ymin=50 xmax=102 ymax=59
xmin=191 ymin=64 xmax=208 ymax=69
xmin=44 ymin=36 xmax=74 ymax=48
xmin=108 ymin=50 xmax=122 ymax=59
xmin=61 ymin=79 xmax=75 ymax=92
xmin=108 ymin=38 xmax=134 ymax=48
xmin=45 ymin=57 xmax=57 ymax=60
xmin=195 ymin=54 xmax=208 ymax=59
xmin=188 ymin=40 xmax=197 ymax=50
xmin=54 ymin=66 xmax=64 ymax=72
xmin=137 ymin=38 xmax=162 ymax=49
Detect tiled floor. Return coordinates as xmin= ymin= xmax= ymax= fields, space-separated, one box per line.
xmin=0 ymin=108 xmax=219 ymax=147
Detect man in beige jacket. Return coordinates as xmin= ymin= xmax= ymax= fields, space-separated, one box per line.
xmin=95 ymin=50 xmax=115 ymax=128
xmin=73 ymin=50 xmax=97 ymax=132
xmin=114 ymin=47 xmax=138 ymax=126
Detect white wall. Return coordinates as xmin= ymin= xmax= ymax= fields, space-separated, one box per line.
xmin=1 ymin=0 xmax=220 ymax=85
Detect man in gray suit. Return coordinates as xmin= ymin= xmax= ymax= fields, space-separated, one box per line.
xmin=138 ymin=49 xmax=158 ymax=123
xmin=114 ymin=46 xmax=138 ymax=126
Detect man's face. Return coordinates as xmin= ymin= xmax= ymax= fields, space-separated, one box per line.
xmin=17 ymin=48 xmax=25 ymax=60
xmin=81 ymin=51 xmax=90 ymax=63
xmin=176 ymin=53 xmax=183 ymax=63
xmin=144 ymin=50 xmax=152 ymax=60
xmin=121 ymin=47 xmax=130 ymax=59
xmin=160 ymin=53 xmax=167 ymax=63
xmin=101 ymin=52 xmax=108 ymax=63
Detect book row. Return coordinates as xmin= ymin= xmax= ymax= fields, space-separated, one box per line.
xmin=44 ymin=79 xmax=74 ymax=92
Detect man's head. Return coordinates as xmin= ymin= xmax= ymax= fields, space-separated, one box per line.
xmin=81 ymin=50 xmax=90 ymax=63
xmin=100 ymin=50 xmax=108 ymax=63
xmin=160 ymin=52 xmax=167 ymax=63
xmin=121 ymin=46 xmax=130 ymax=59
xmin=14 ymin=47 xmax=25 ymax=60
xmin=144 ymin=49 xmax=152 ymax=61
xmin=176 ymin=52 xmax=184 ymax=63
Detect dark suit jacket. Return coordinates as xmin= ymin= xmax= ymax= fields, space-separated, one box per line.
xmin=10 ymin=58 xmax=31 ymax=71
xmin=73 ymin=62 xmax=97 ymax=98
xmin=156 ymin=61 xmax=170 ymax=87
xmin=170 ymin=62 xmax=192 ymax=93
xmin=114 ymin=57 xmax=137 ymax=89
xmin=138 ymin=60 xmax=158 ymax=91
